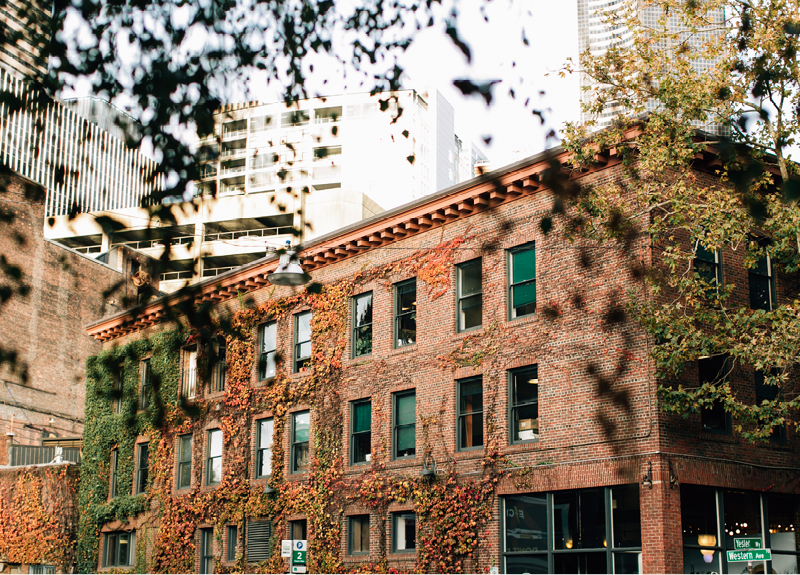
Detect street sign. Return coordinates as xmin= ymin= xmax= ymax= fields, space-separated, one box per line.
xmin=292 ymin=539 xmax=307 ymax=566
xmin=727 ymin=549 xmax=772 ymax=562
xmin=281 ymin=540 xmax=292 ymax=558
xmin=291 ymin=567 xmax=307 ymax=574
xmin=733 ymin=537 xmax=763 ymax=550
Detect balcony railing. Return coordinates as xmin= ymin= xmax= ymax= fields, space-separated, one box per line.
xmin=111 ymin=235 xmax=194 ymax=251
xmin=8 ymin=444 xmax=81 ymax=466
xmin=203 ymin=225 xmax=294 ymax=243
xmin=182 ymin=367 xmax=197 ymax=399
xmin=160 ymin=270 xmax=194 ymax=281
xmin=73 ymin=245 xmax=103 ymax=255
xmin=202 ymin=265 xmax=238 ymax=278
xmin=222 ymin=128 xmax=248 ymax=139
xmin=220 ymin=148 xmax=246 ymax=158
xmin=220 ymin=165 xmax=246 ymax=175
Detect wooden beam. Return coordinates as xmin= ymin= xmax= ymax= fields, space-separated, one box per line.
xmin=404 ymin=221 xmax=420 ymax=232
xmin=380 ymin=230 xmax=395 ymax=240
xmin=506 ymin=184 xmax=523 ymax=196
xmin=415 ymin=216 xmax=433 ymax=228
xmin=457 ymin=200 xmax=473 ymax=214
xmin=392 ymin=225 xmax=408 ymax=237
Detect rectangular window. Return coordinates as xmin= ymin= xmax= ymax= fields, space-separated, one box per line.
xmin=392 ymin=512 xmax=416 ymax=553
xmin=351 ymin=400 xmax=371 ymax=465
xmin=200 ymin=528 xmax=214 ymax=574
xmin=457 ymin=259 xmax=482 ymax=331
xmin=206 ymin=429 xmax=223 ymax=485
xmin=393 ymin=391 xmax=416 ymax=459
xmin=29 ymin=567 xmax=54 ymax=574
xmin=352 ymin=292 xmax=373 ymax=357
xmin=749 ymin=254 xmax=777 ymax=310
xmin=457 ymin=377 xmax=483 ymax=451
xmin=259 ymin=321 xmax=277 ymax=380
xmin=246 ymin=520 xmax=272 ymax=563
xmin=113 ymin=364 xmax=123 ymax=414
xmin=227 ymin=525 xmax=237 ymax=562
xmin=183 ymin=350 xmax=197 ymax=399
xmin=349 ymin=515 xmax=370 ymax=555
xmin=291 ymin=411 xmax=310 ymax=473
xmin=290 ymin=519 xmax=307 ymax=540
xmin=135 ymin=442 xmax=149 ymax=494
xmin=140 ymin=358 xmax=152 ymax=409
xmin=510 ymin=366 xmax=539 ymax=443
xmin=508 ymin=243 xmax=536 ymax=318
xmin=102 ymin=532 xmax=135 ymax=567
xmin=699 ymin=356 xmax=731 ymax=434
xmin=256 ymin=418 xmax=274 ymax=478
xmin=177 ymin=434 xmax=192 ymax=489
xmin=755 ymin=369 xmax=786 ymax=442
xmin=294 ymin=312 xmax=312 ymax=372
xmin=212 ymin=336 xmax=226 ymax=393
xmin=694 ymin=243 xmax=722 ymax=285
xmin=110 ymin=449 xmax=119 ymax=498
xmin=394 ymin=279 xmax=417 ymax=347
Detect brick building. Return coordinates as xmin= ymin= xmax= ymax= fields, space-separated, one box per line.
xmin=0 ymin=169 xmax=158 ymax=466
xmin=80 ymin=136 xmax=800 ymax=574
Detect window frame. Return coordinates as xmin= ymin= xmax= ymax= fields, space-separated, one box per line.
xmin=293 ymin=312 xmax=312 ymax=373
xmin=200 ymin=527 xmax=214 ymax=574
xmin=457 ymin=376 xmax=484 ymax=452
xmin=290 ymin=411 xmax=310 ymax=474
xmin=509 ymin=366 xmax=540 ymax=445
xmin=206 ymin=429 xmax=223 ymax=486
xmin=394 ymin=279 xmax=417 ymax=348
xmin=211 ymin=335 xmax=227 ymax=393
xmin=140 ymin=358 xmax=152 ymax=410
xmin=226 ymin=525 xmax=238 ymax=562
xmin=258 ymin=321 xmax=277 ymax=381
xmin=348 ymin=515 xmax=370 ymax=556
xmin=351 ymin=292 xmax=374 ymax=358
xmin=699 ymin=356 xmax=733 ymax=435
xmin=112 ymin=363 xmax=123 ymax=414
xmin=109 ymin=449 xmax=119 ymax=499
xmin=754 ymin=369 xmax=787 ymax=442
xmin=176 ymin=434 xmax=192 ymax=490
xmin=507 ymin=243 xmax=537 ymax=319
xmin=749 ymin=253 xmax=777 ymax=311
xmin=256 ymin=417 xmax=274 ymax=479
xmin=102 ymin=531 xmax=136 ymax=567
xmin=456 ymin=258 xmax=483 ymax=332
xmin=694 ymin=242 xmax=723 ymax=286
xmin=183 ymin=348 xmax=197 ymax=400
xmin=350 ymin=399 xmax=372 ymax=466
xmin=392 ymin=390 xmax=416 ymax=460
xmin=135 ymin=442 xmax=149 ymax=495
xmin=391 ymin=512 xmax=417 ymax=554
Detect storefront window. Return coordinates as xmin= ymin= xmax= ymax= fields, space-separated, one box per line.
xmin=503 ymin=486 xmax=641 ymax=574
xmin=768 ymin=494 xmax=800 ymax=574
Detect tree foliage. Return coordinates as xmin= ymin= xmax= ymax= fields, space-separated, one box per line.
xmin=564 ymin=0 xmax=800 ymax=441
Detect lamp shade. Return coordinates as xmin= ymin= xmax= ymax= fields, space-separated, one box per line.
xmin=267 ymin=250 xmax=310 ymax=286
xmin=698 ymin=534 xmax=716 ymax=563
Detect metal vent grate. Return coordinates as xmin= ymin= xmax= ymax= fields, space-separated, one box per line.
xmin=246 ymin=519 xmax=272 ymax=563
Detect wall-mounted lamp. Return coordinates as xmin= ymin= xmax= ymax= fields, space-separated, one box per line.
xmin=641 ymin=461 xmax=653 ymax=489
xmin=263 ymin=484 xmax=276 ymax=496
xmin=267 ymin=242 xmax=311 ymax=286
xmin=420 ymin=455 xmax=437 ymax=479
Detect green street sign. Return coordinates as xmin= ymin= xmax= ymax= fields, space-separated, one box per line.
xmin=733 ymin=537 xmax=763 ymax=550
xmin=293 ymin=550 xmax=307 ymax=564
xmin=727 ymin=549 xmax=772 ymax=562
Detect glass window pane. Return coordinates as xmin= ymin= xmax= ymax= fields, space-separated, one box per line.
xmin=613 ymin=552 xmax=642 ymax=574
xmin=460 ymin=261 xmax=482 ymax=296
xmin=259 ymin=419 xmax=274 ymax=449
xmin=554 ymin=490 xmax=605 ymax=550
xmin=262 ymin=322 xmax=276 ymax=352
xmin=353 ymin=402 xmax=371 ymax=433
xmin=513 ymin=403 xmax=539 ymax=442
xmin=514 ymin=369 xmax=539 ymax=404
xmin=513 ymin=282 xmax=537 ymax=309
xmin=353 ymin=431 xmax=371 ymax=463
xmin=209 ymin=430 xmax=222 ymax=457
xmin=505 ymin=495 xmax=548 ymax=552
xmin=553 ymin=552 xmax=607 ymax=574
xmin=460 ymin=412 xmax=483 ymax=448
xmin=398 ymin=283 xmax=416 ymax=311
xmin=396 ymin=426 xmax=415 ymax=454
xmin=293 ymin=412 xmax=310 ymax=443
xmin=297 ymin=312 xmax=312 ymax=342
xmin=395 ymin=514 xmax=416 ymax=550
xmin=354 ymin=325 xmax=372 ymax=356
xmin=512 ymin=248 xmax=536 ymax=284
xmin=612 ymin=484 xmax=641 ymax=548
xmin=723 ymin=490 xmax=761 ymax=548
xmin=210 ymin=458 xmax=222 ymax=484
xmin=396 ymin=314 xmax=416 ymax=346
xmin=355 ymin=294 xmax=372 ymax=327
xmin=297 ymin=341 xmax=311 ymax=360
xmin=396 ymin=394 xmax=415 ymax=425
xmin=293 ymin=444 xmax=309 ymax=472
xmin=749 ymin=274 xmax=771 ymax=310
xmin=460 ymin=294 xmax=482 ymax=330
xmin=460 ymin=380 xmax=483 ymax=413
xmin=179 ymin=462 xmax=191 ymax=488
xmin=768 ymin=494 xmax=800 ymax=553
xmin=505 ymin=555 xmax=548 ymax=574
xmin=681 ymin=485 xmax=720 ymax=574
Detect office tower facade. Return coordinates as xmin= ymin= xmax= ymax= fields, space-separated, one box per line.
xmin=578 ymin=0 xmax=725 ymax=132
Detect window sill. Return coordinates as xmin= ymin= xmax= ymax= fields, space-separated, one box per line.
xmin=504 ymin=314 xmax=538 ymax=328
xmin=450 ymin=328 xmax=484 ymax=343
xmin=699 ymin=431 xmax=736 ymax=443
xmin=347 ymin=355 xmax=374 ymax=367
xmin=389 ymin=344 xmax=417 ymax=356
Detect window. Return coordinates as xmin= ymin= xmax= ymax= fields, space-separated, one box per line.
xmin=246 ymin=520 xmax=272 ymax=563
xmin=140 ymin=358 xmax=152 ymax=409
xmin=694 ymin=242 xmax=722 ymax=285
xmin=755 ymin=369 xmax=786 ymax=442
xmin=291 ymin=411 xmax=310 ymax=473
xmin=294 ymin=312 xmax=312 ymax=372
xmin=112 ymin=364 xmax=123 ymax=414
xmin=393 ymin=391 xmax=416 ymax=459
xmin=457 ymin=377 xmax=483 ymax=451
xmin=457 ymin=259 xmax=482 ymax=331
xmin=102 ymin=531 xmax=135 ymax=567
xmin=392 ymin=512 xmax=416 ymax=553
xmin=749 ymin=254 xmax=777 ymax=310
xmin=351 ymin=400 xmax=371 ymax=465
xmin=699 ymin=356 xmax=732 ymax=434
xmin=212 ymin=336 xmax=226 ymax=392
xmin=200 ymin=528 xmax=214 ymax=574
xmin=503 ymin=486 xmax=640 ymax=573
xmin=177 ymin=434 xmax=192 ymax=489
xmin=135 ymin=442 xmax=149 ymax=494
xmin=349 ymin=515 xmax=370 ymax=555
xmin=256 ymin=418 xmax=274 ymax=478
xmin=110 ymin=449 xmax=119 ymax=498
xmin=29 ymin=567 xmax=54 ymax=574
xmin=259 ymin=321 xmax=277 ymax=380
xmin=510 ymin=366 xmax=540 ymax=443
xmin=394 ymin=279 xmax=416 ymax=347
xmin=227 ymin=525 xmax=237 ymax=562
xmin=508 ymin=243 xmax=536 ymax=318
xmin=290 ymin=519 xmax=307 ymax=540
xmin=206 ymin=429 xmax=222 ymax=485
xmin=183 ymin=350 xmax=197 ymax=399
xmin=352 ymin=292 xmax=373 ymax=357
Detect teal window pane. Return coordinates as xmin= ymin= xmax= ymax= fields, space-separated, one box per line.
xmin=293 ymin=412 xmax=310 ymax=442
xmin=512 ymin=248 xmax=536 ymax=284
xmin=353 ymin=402 xmax=371 ymax=433
xmin=513 ymin=282 xmax=537 ymax=308
xmin=396 ymin=426 xmax=415 ymax=451
xmin=396 ymin=394 xmax=415 ymax=425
